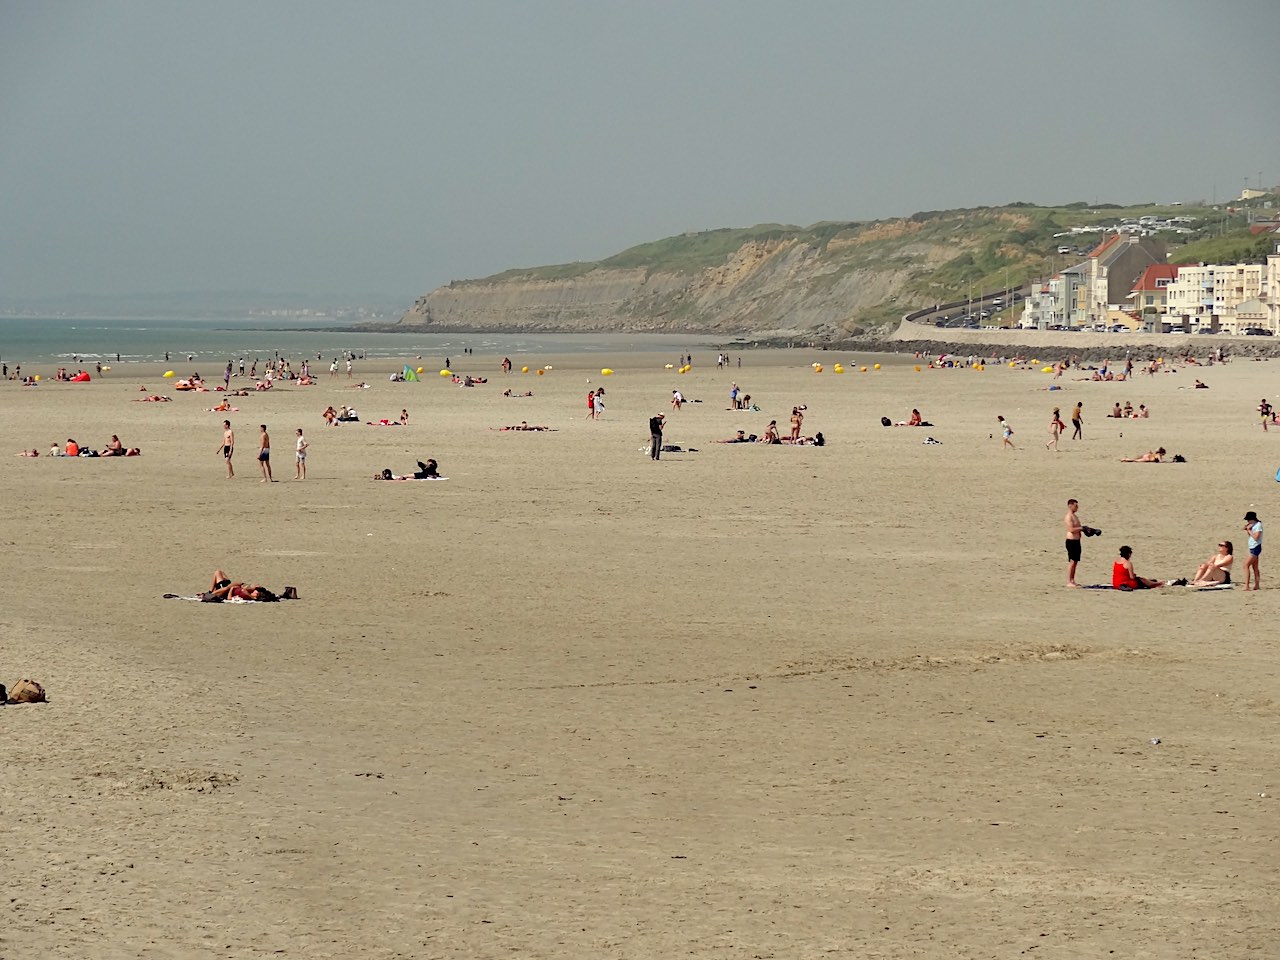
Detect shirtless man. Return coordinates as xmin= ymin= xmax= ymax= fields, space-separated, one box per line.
xmin=1071 ymin=401 xmax=1083 ymax=440
xmin=1064 ymin=498 xmax=1083 ymax=587
xmin=218 ymin=420 xmax=235 ymax=478
xmin=258 ymin=424 xmax=273 ymax=482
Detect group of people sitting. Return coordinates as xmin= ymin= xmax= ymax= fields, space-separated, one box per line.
xmin=322 ymin=406 xmax=361 ymax=425
xmin=716 ymin=428 xmax=825 ymax=445
xmin=29 ymin=437 xmax=141 ymax=458
xmin=1107 ymin=402 xmax=1150 ymax=418
xmin=1113 ymin=540 xmax=1234 ymax=590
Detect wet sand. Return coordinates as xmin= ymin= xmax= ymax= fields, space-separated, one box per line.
xmin=2 ymin=349 xmax=1277 ymax=958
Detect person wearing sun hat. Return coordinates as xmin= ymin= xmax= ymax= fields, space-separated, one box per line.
xmin=1242 ymin=511 xmax=1263 ymax=590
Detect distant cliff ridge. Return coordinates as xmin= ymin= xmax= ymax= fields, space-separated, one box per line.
xmin=392 ymin=203 xmax=1257 ymax=337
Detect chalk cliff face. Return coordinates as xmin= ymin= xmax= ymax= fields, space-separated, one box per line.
xmin=396 ymin=231 xmax=932 ymax=337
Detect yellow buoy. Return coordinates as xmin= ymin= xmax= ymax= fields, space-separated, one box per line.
xmin=163 ymin=370 xmax=175 ymax=378
xmin=1042 ymin=366 xmax=1053 ymax=373
xmin=1008 ymin=361 xmax=1017 ymax=368
xmin=601 ymin=368 xmax=613 ymax=376
xmin=833 ymin=364 xmax=844 ymax=373
xmin=33 ymin=374 xmax=41 ymax=381
xmin=537 ymin=368 xmax=544 ymax=376
xmin=914 ymin=365 xmax=922 ymax=372
xmin=873 ymin=363 xmax=881 ymax=370
xmin=860 ymin=366 xmax=868 ymax=373
xmin=416 ymin=367 xmax=424 ymax=374
xmin=521 ymin=366 xmax=529 ymax=373
xmin=814 ymin=365 xmax=823 ymax=373
xmin=439 ymin=369 xmax=451 ymax=376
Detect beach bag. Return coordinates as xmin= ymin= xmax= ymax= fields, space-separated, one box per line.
xmin=8 ymin=678 xmax=47 ymax=703
xmin=880 ymin=416 xmax=892 ymax=427
xmin=282 ymin=586 xmax=299 ymax=600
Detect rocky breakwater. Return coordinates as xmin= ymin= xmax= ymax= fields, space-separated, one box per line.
xmin=393 ymin=235 xmax=923 ymax=336
xmin=880 ymin=319 xmax=1280 ymax=362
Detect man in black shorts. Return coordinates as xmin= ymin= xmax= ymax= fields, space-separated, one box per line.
xmin=1064 ymin=498 xmax=1083 ymax=587
xmin=258 ymin=424 xmax=273 ymax=483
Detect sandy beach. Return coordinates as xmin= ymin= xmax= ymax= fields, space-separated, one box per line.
xmin=3 ymin=347 xmax=1278 ymax=958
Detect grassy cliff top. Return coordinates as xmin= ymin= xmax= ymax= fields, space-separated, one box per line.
xmin=464 ymin=200 xmax=1276 ymax=305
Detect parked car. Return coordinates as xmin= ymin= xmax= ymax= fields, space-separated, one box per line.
xmin=1195 ymin=327 xmax=1216 ymax=334
xmin=1244 ymin=327 xmax=1274 ymax=336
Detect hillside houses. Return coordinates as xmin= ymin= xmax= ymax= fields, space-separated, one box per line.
xmin=1022 ymin=237 xmax=1280 ymax=334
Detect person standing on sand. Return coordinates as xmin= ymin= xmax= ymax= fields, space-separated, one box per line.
xmin=1243 ymin=510 xmax=1263 ymax=590
xmin=294 ymin=428 xmax=308 ymax=480
xmin=1071 ymin=401 xmax=1083 ymax=440
xmin=1064 ymin=498 xmax=1084 ymax=587
xmin=224 ymin=361 xmax=232 ymax=391
xmin=1047 ymin=407 xmax=1066 ymax=451
xmin=998 ymin=415 xmax=1014 ymax=449
xmin=649 ymin=413 xmax=665 ymax=460
xmin=585 ymin=390 xmax=595 ymax=420
xmin=218 ymin=420 xmax=235 ymax=478
xmin=258 ymin=424 xmax=273 ymax=482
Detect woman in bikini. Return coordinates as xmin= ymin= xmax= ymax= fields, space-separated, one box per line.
xmin=1191 ymin=541 xmax=1233 ymax=586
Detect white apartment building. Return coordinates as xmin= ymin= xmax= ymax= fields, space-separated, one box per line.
xmin=1165 ymin=262 xmax=1266 ymax=333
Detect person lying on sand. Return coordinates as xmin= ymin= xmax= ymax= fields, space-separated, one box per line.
xmin=201 ymin=570 xmax=288 ymax=602
xmin=1120 ymin=447 xmax=1166 ymax=463
xmin=1112 ymin=545 xmax=1166 ymax=590
xmin=373 ymin=460 xmax=444 ymax=481
xmin=502 ymin=389 xmax=534 ymax=397
xmin=717 ymin=430 xmax=753 ymax=443
xmin=1190 ymin=540 xmax=1233 ymax=586
xmin=493 ymin=422 xmax=554 ymax=431
xmin=134 ymin=394 xmax=171 ymax=402
xmin=15 ymin=448 xmax=39 ymax=457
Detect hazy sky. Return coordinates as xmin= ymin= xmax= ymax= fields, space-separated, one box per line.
xmin=3 ymin=0 xmax=1277 ymax=302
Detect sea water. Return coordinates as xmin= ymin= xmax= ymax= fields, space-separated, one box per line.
xmin=0 ymin=316 xmax=729 ymax=366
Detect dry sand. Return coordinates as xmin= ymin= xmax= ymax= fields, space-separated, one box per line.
xmin=2 ymin=348 xmax=1278 ymax=959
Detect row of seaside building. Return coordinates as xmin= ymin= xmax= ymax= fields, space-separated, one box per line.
xmin=1021 ymin=234 xmax=1280 ymax=334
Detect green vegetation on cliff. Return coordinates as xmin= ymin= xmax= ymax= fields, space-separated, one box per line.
xmin=406 ymin=199 xmax=1277 ymax=336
